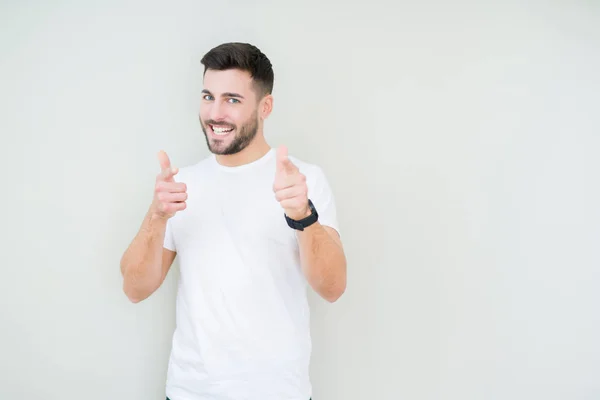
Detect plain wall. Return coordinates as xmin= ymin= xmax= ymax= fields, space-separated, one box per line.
xmin=1 ymin=1 xmax=599 ymax=399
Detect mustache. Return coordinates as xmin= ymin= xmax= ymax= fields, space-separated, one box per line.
xmin=203 ymin=119 xmax=236 ymax=129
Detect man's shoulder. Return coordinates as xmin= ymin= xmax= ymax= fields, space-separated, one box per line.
xmin=287 ymin=154 xmax=325 ymax=178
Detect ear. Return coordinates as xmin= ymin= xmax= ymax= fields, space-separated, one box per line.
xmin=259 ymin=94 xmax=274 ymax=120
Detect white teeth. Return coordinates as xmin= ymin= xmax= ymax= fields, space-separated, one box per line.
xmin=212 ymin=125 xmax=233 ymax=135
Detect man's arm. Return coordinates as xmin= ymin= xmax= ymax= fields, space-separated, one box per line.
xmin=120 ymin=150 xmax=187 ymax=303
xmin=272 ymin=145 xmax=347 ymax=302
xmin=296 ymin=222 xmax=346 ymax=302
xmin=120 ymin=208 xmax=177 ymax=303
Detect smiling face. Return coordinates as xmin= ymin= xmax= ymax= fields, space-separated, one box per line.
xmin=200 ymin=68 xmax=269 ymax=156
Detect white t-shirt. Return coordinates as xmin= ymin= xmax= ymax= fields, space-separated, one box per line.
xmin=163 ymin=148 xmax=339 ymax=400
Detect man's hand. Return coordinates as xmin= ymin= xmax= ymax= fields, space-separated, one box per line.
xmin=273 ymin=145 xmax=309 ymax=220
xmin=151 ymin=150 xmax=187 ymax=219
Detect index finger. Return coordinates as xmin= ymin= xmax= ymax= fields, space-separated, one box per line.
xmin=158 ymin=150 xmax=171 ymax=172
xmin=276 ymin=145 xmax=296 ymax=172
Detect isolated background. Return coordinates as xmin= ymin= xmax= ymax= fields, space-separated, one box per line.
xmin=2 ymin=1 xmax=599 ymax=399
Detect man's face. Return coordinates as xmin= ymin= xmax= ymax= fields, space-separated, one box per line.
xmin=199 ymin=68 xmax=262 ymax=155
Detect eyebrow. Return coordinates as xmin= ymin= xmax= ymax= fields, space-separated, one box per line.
xmin=201 ymin=89 xmax=245 ymax=99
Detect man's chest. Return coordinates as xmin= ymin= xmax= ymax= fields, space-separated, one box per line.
xmin=172 ymin=174 xmax=298 ymax=253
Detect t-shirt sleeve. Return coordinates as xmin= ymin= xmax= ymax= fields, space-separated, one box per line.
xmin=163 ymin=217 xmax=176 ymax=252
xmin=308 ymin=166 xmax=340 ymax=237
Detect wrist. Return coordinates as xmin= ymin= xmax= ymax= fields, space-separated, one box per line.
xmin=148 ymin=207 xmax=170 ymax=224
xmin=285 ymin=199 xmax=318 ymax=231
xmin=286 ymin=204 xmax=310 ymax=221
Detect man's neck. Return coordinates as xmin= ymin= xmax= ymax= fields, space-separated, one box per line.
xmin=215 ymin=135 xmax=271 ymax=167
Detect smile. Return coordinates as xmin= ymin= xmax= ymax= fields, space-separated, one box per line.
xmin=209 ymin=124 xmax=234 ymax=136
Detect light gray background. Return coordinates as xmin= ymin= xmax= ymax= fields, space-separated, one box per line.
xmin=2 ymin=1 xmax=599 ymax=399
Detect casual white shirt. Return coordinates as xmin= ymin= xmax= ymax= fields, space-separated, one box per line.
xmin=163 ymin=148 xmax=339 ymax=400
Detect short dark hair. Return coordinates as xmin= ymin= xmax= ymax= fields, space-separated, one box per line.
xmin=200 ymin=42 xmax=274 ymax=98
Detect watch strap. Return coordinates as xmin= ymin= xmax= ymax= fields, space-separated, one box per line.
xmin=285 ymin=199 xmax=318 ymax=231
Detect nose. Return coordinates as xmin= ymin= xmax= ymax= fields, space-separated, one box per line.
xmin=209 ymin=101 xmax=226 ymax=122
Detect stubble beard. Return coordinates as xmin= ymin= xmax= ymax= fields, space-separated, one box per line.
xmin=201 ymin=114 xmax=259 ymax=156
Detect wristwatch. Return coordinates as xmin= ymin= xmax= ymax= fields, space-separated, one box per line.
xmin=285 ymin=199 xmax=319 ymax=231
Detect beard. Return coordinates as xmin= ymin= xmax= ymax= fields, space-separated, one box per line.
xmin=201 ymin=113 xmax=259 ymax=156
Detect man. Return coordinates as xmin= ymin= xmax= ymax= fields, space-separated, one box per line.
xmin=120 ymin=42 xmax=347 ymax=400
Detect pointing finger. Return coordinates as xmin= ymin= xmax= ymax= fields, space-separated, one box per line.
xmin=276 ymin=145 xmax=288 ymax=170
xmin=158 ymin=150 xmax=171 ymax=172
xmin=276 ymin=145 xmax=297 ymax=173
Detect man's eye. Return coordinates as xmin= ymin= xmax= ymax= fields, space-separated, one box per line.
xmin=228 ymin=98 xmax=240 ymax=104
xmin=203 ymin=95 xmax=213 ymax=101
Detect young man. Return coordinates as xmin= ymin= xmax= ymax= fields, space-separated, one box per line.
xmin=120 ymin=42 xmax=347 ymax=400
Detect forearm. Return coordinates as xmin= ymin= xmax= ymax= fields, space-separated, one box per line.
xmin=120 ymin=207 xmax=168 ymax=302
xmin=296 ymin=222 xmax=346 ymax=302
